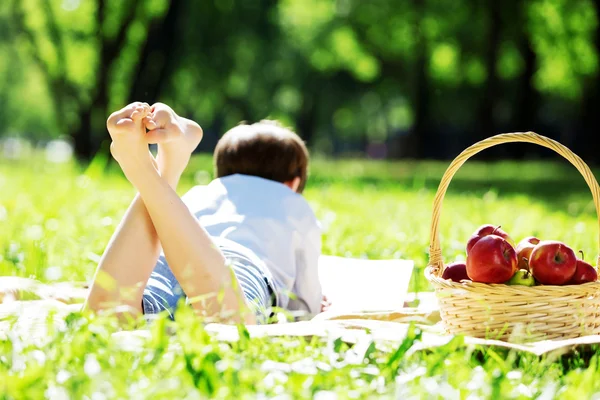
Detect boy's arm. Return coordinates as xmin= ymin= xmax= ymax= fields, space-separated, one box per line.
xmin=289 ymin=222 xmax=323 ymax=315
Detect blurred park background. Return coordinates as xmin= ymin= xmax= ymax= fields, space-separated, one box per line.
xmin=1 ymin=0 xmax=599 ymax=162
xmin=2 ymin=0 xmax=600 ymax=307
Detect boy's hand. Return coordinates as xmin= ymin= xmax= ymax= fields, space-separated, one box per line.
xmin=106 ymin=102 xmax=156 ymax=179
xmin=145 ymin=103 xmax=203 ymax=176
xmin=321 ymin=294 xmax=332 ymax=312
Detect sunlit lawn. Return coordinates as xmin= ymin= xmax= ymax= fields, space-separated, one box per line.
xmin=2 ymin=152 xmax=600 ymax=398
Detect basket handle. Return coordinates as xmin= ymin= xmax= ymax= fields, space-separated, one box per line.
xmin=429 ymin=131 xmax=600 ymax=275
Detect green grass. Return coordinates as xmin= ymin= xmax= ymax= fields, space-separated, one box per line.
xmin=2 ymin=153 xmax=600 ymax=398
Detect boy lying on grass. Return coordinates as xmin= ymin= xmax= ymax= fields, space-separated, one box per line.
xmin=84 ymin=102 xmax=329 ymax=324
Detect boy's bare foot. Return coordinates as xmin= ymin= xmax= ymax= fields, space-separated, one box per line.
xmin=106 ymin=102 xmax=157 ymax=177
xmin=144 ymin=103 xmax=203 ymax=177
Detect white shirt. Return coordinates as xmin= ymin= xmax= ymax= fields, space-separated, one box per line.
xmin=181 ymin=174 xmax=323 ymax=315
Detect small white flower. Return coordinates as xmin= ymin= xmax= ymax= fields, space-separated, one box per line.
xmin=45 ymin=385 xmax=70 ymax=400
xmin=45 ymin=266 xmax=63 ymax=281
xmin=56 ymin=370 xmax=71 ymax=384
xmin=45 ymin=139 xmax=73 ymax=163
xmin=25 ymin=225 xmax=43 ymax=241
xmin=84 ymin=355 xmax=101 ymax=377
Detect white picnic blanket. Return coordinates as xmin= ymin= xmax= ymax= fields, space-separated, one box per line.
xmin=318 ymin=255 xmax=414 ymax=313
xmin=5 ymin=256 xmax=600 ymax=356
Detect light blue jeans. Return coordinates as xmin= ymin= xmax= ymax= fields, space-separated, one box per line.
xmin=142 ymin=239 xmax=275 ymax=324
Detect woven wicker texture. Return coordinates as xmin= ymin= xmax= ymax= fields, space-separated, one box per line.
xmin=425 ymin=132 xmax=600 ymax=341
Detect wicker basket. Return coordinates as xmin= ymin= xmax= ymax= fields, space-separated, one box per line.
xmin=425 ymin=132 xmax=600 ymax=342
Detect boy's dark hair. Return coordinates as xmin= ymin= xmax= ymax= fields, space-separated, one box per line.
xmin=214 ymin=120 xmax=309 ymax=193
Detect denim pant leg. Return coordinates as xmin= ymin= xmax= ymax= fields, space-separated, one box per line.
xmin=142 ymin=248 xmax=275 ymax=323
xmin=141 ymin=255 xmax=185 ymax=320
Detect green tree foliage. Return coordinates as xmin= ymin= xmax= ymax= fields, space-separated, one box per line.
xmin=1 ymin=0 xmax=599 ymax=160
xmin=6 ymin=0 xmax=171 ymax=157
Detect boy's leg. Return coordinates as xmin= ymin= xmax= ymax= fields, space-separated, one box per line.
xmin=84 ymin=103 xmax=184 ymax=315
xmin=138 ymin=105 xmax=255 ymax=324
xmin=85 ymin=103 xmax=254 ymax=324
xmin=128 ymin=162 xmax=254 ymax=324
xmin=84 ymin=193 xmax=180 ymax=315
xmin=141 ymin=254 xmax=185 ymax=319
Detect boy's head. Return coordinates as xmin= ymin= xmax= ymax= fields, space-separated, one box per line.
xmin=214 ymin=120 xmax=309 ymax=193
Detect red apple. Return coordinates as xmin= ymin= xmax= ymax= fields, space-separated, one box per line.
xmin=466 ymin=224 xmax=514 ymax=254
xmin=466 ymin=234 xmax=518 ymax=283
xmin=515 ymin=236 xmax=540 ymax=271
xmin=529 ymin=240 xmax=577 ymax=285
xmin=568 ymin=253 xmax=598 ymax=284
xmin=442 ymin=261 xmax=471 ymax=282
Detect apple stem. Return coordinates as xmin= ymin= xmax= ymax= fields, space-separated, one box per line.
xmin=492 ymin=225 xmax=502 ymax=235
xmin=579 ymin=250 xmax=585 ymax=260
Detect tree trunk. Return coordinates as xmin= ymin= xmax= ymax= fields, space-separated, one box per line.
xmin=397 ymin=0 xmax=430 ymax=159
xmin=71 ymin=33 xmax=110 ymax=160
xmin=411 ymin=39 xmax=430 ymax=158
xmin=578 ymin=0 xmax=600 ymax=164
xmin=128 ymin=0 xmax=184 ymax=104
xmin=73 ymin=111 xmax=94 ymax=159
xmin=511 ymin=14 xmax=539 ymax=159
xmin=478 ymin=1 xmax=501 ymax=142
xmin=297 ymin=87 xmax=317 ymax=146
xmin=71 ymin=0 xmax=149 ymax=160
